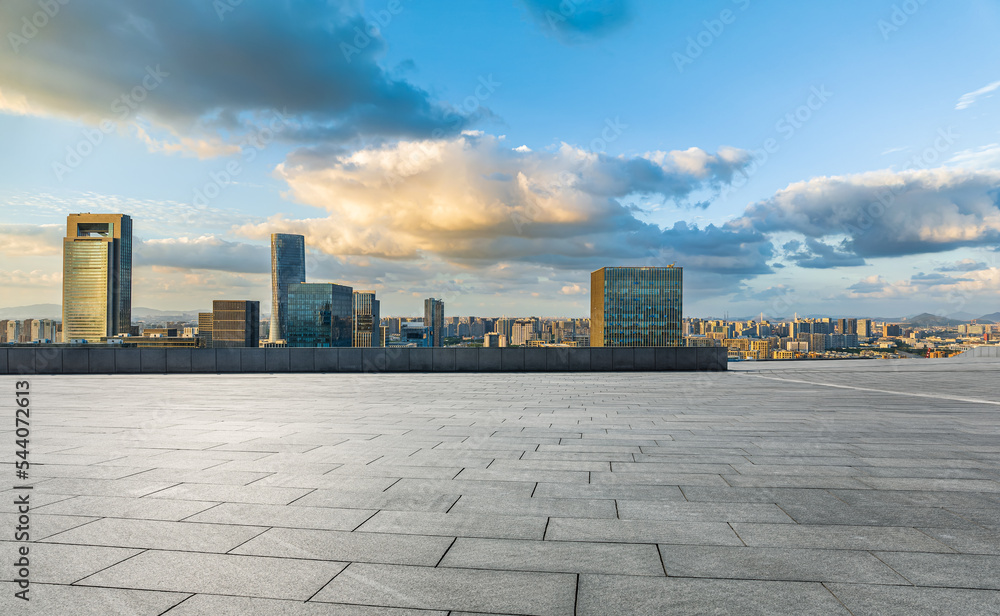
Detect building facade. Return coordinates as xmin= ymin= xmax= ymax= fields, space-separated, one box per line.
xmin=270 ymin=233 xmax=306 ymax=343
xmin=286 ymin=283 xmax=353 ymax=347
xmin=62 ymin=213 xmax=133 ymax=342
xmin=591 ymin=266 xmax=683 ymax=347
xmin=424 ymin=298 xmax=444 ymax=347
xmin=352 ymin=291 xmax=381 ymax=347
xmin=197 ymin=312 xmax=214 ymax=347
xmin=212 ymin=300 xmax=260 ymax=348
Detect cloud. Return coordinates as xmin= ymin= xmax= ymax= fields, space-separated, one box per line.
xmin=0 ymin=224 xmax=63 ymax=257
xmin=847 ymin=266 xmax=1000 ymax=302
xmin=235 ymin=133 xmax=765 ymax=281
xmin=738 ymin=168 xmax=1000 ymax=260
xmin=0 ymin=1 xmax=476 ymax=155
xmin=560 ymin=283 xmax=587 ymax=295
xmin=956 ymin=80 xmax=1000 ymax=110
xmin=947 ymin=144 xmax=1000 ymax=170
xmin=135 ymin=236 xmax=268 ymax=274
xmin=520 ymin=0 xmax=631 ymax=42
xmin=784 ymin=238 xmax=867 ymax=269
xmin=936 ymin=259 xmax=989 ymax=272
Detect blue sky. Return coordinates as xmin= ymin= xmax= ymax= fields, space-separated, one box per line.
xmin=1 ymin=0 xmax=999 ymax=318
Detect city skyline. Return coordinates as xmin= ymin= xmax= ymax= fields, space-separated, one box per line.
xmin=2 ymin=1 xmax=999 ymax=318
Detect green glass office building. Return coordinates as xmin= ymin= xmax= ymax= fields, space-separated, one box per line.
xmin=590 ymin=266 xmax=682 ymax=347
xmin=287 ymin=283 xmax=354 ymax=347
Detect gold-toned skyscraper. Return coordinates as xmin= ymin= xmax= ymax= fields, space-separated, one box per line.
xmin=62 ymin=213 xmax=132 ymax=342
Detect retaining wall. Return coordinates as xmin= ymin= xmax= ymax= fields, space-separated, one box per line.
xmin=0 ymin=346 xmax=727 ymax=375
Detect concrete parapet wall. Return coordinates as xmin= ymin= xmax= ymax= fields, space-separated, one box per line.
xmin=0 ymin=346 xmax=727 ymax=375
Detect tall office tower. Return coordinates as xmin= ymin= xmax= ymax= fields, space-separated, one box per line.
xmin=424 ymin=298 xmax=444 ymax=347
xmin=5 ymin=320 xmax=20 ymax=344
xmin=495 ymin=317 xmax=514 ymax=342
xmin=0 ymin=320 xmax=7 ymax=343
xmin=20 ymin=319 xmax=34 ymax=343
xmin=511 ymin=320 xmax=536 ymax=346
xmin=353 ymin=290 xmax=381 ymax=347
xmin=270 ymin=233 xmax=306 ymax=342
xmin=62 ymin=213 xmax=132 ymax=342
xmin=197 ymin=312 xmax=214 ymax=347
xmin=287 ymin=283 xmax=353 ymax=347
xmin=212 ymin=300 xmax=260 ymax=348
xmin=590 ymin=266 xmax=683 ymax=347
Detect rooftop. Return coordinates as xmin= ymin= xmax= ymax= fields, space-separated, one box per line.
xmin=4 ymin=359 xmax=1000 ymax=614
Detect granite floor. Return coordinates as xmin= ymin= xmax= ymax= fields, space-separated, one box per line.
xmin=2 ymin=358 xmax=999 ymax=615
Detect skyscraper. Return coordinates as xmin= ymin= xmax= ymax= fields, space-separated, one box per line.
xmin=62 ymin=213 xmax=132 ymax=342
xmin=212 ymin=300 xmax=260 ymax=348
xmin=287 ymin=283 xmax=354 ymax=347
xmin=424 ymin=298 xmax=444 ymax=347
xmin=353 ymin=290 xmax=381 ymax=347
xmin=270 ymin=233 xmax=306 ymax=342
xmin=590 ymin=266 xmax=683 ymax=347
xmin=197 ymin=312 xmax=214 ymax=347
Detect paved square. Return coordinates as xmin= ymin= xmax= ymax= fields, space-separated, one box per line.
xmin=3 ymin=358 xmax=1000 ymax=614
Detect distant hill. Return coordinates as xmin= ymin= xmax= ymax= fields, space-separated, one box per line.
xmin=0 ymin=304 xmax=210 ymax=322
xmin=0 ymin=304 xmax=61 ymax=320
xmin=900 ymin=313 xmax=966 ymax=327
xmin=976 ymin=312 xmax=1000 ymax=324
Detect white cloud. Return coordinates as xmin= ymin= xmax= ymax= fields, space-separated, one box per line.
xmin=956 ymin=80 xmax=1000 ymax=110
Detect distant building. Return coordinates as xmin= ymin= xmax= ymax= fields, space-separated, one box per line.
xmin=212 ymin=300 xmax=260 ymax=348
xmin=511 ymin=320 xmax=535 ymax=346
xmin=483 ymin=332 xmax=507 ymax=348
xmin=5 ymin=320 xmax=21 ymax=344
xmin=197 ymin=312 xmax=214 ymax=347
xmin=424 ymin=298 xmax=444 ymax=347
xmin=62 ymin=213 xmax=132 ymax=342
xmin=591 ymin=266 xmax=683 ymax=347
xmin=287 ymin=283 xmax=353 ymax=347
xmin=400 ymin=322 xmax=433 ymax=347
xmin=353 ymin=291 xmax=381 ymax=347
xmin=270 ymin=233 xmax=306 ymax=343
xmin=883 ymin=323 xmax=903 ymax=337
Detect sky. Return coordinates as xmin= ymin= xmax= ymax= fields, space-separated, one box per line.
xmin=1 ymin=0 xmax=999 ymax=319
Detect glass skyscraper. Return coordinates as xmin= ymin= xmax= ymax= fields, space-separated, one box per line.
xmin=353 ymin=290 xmax=381 ymax=347
xmin=287 ymin=283 xmax=354 ymax=347
xmin=424 ymin=298 xmax=444 ymax=347
xmin=590 ymin=266 xmax=683 ymax=347
xmin=270 ymin=233 xmax=306 ymax=342
xmin=62 ymin=213 xmax=132 ymax=342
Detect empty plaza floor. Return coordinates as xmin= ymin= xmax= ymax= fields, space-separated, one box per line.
xmin=3 ymin=359 xmax=1000 ymax=615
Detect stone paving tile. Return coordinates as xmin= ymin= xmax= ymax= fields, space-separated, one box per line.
xmin=0 ymin=582 xmax=188 ymax=615
xmin=232 ymin=527 xmax=453 ymax=565
xmin=576 ymin=574 xmax=850 ymax=615
xmin=40 ymin=518 xmax=268 ymax=552
xmin=0 ymin=512 xmax=97 ymax=540
xmin=31 ymin=464 xmax=152 ymax=480
xmin=546 ymin=517 xmax=743 ymax=545
xmin=149 ymin=483 xmax=313 ymax=505
xmin=443 ymin=537 xmax=664 ymax=575
xmin=34 ymin=495 xmax=219 ymax=520
xmin=0 ymin=541 xmax=141 ymax=584
xmin=617 ymin=500 xmax=794 ymax=523
xmin=292 ymin=488 xmax=459 ymax=512
xmin=76 ymin=551 xmax=347 ymax=600
xmin=34 ymin=477 xmax=181 ymax=498
xmin=918 ymin=527 xmax=1000 ymax=554
xmin=874 ymin=552 xmax=1000 ymax=590
xmin=731 ymin=523 xmax=955 ymax=552
xmin=660 ymin=545 xmax=909 ymax=584
xmin=856 ymin=478 xmax=1000 ymax=492
xmin=829 ymin=488 xmax=1000 ymax=509
xmin=384 ymin=478 xmax=537 ymax=498
xmin=356 ymin=510 xmax=548 ymax=540
xmin=167 ymin=594 xmax=445 ymax=615
xmin=591 ymin=471 xmax=730 ymax=486
xmin=778 ymin=502 xmax=980 ymax=528
xmin=185 ymin=502 xmax=376 ymax=530
xmin=312 ymin=563 xmax=576 ymax=615
xmin=678 ymin=486 xmax=844 ymax=505
xmin=124 ymin=468 xmax=275 ymax=486
xmin=450 ymin=495 xmax=618 ymax=518
xmin=532 ymin=482 xmax=686 ymax=501
xmin=825 ymin=583 xmax=1000 ymax=616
